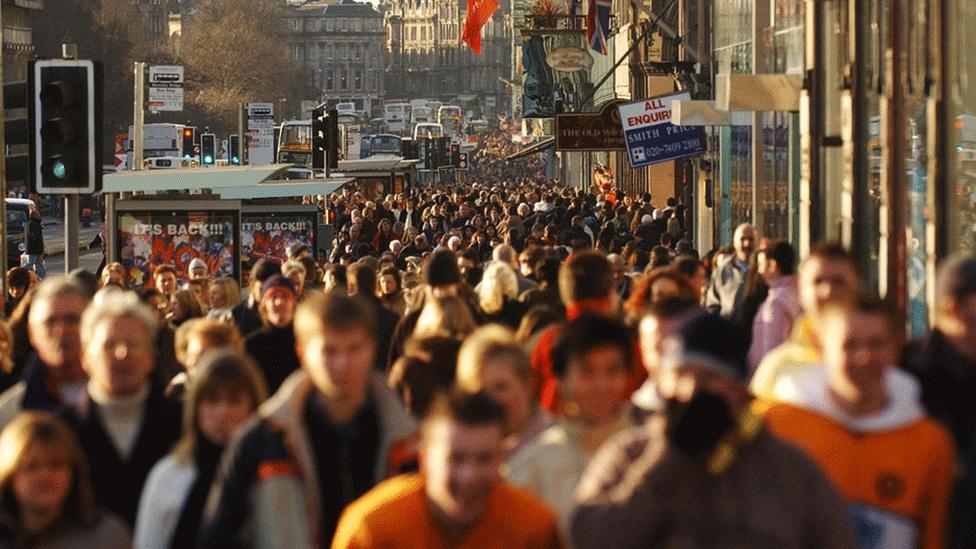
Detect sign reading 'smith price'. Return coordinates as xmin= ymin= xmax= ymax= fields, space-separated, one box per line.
xmin=617 ymin=91 xmax=705 ymax=168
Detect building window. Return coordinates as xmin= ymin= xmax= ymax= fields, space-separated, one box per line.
xmin=341 ymin=18 xmax=348 ymax=31
xmin=292 ymin=45 xmax=302 ymax=60
xmin=326 ymin=43 xmax=334 ymax=59
xmin=326 ymin=70 xmax=334 ymax=90
xmin=355 ymin=69 xmax=362 ymax=90
xmin=292 ymin=18 xmax=301 ymax=31
xmin=150 ymin=15 xmax=163 ymax=35
xmin=355 ymin=19 xmax=362 ymax=31
xmin=354 ymin=45 xmax=361 ymax=60
xmin=326 ymin=19 xmax=334 ymax=31
xmin=341 ymin=69 xmax=348 ymax=90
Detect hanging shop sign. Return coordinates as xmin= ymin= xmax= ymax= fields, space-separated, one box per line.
xmin=555 ymin=100 xmax=627 ymax=151
xmin=546 ymin=46 xmax=594 ymax=72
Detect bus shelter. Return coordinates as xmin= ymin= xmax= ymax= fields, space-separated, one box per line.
xmin=102 ymin=165 xmax=351 ymax=287
xmin=333 ymin=157 xmax=421 ymax=202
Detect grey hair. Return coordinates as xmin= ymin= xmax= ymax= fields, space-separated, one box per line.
xmin=27 ymin=277 xmax=89 ymax=326
xmin=80 ymin=290 xmax=158 ymax=347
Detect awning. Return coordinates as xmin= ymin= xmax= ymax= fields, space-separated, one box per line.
xmin=337 ymin=157 xmax=420 ymax=172
xmin=102 ymin=165 xmax=294 ymax=194
xmin=506 ymin=137 xmax=555 ymax=161
xmin=215 ymin=179 xmax=352 ymax=199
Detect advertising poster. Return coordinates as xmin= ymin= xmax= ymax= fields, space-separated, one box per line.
xmin=241 ymin=212 xmax=317 ymax=267
xmin=117 ymin=210 xmax=239 ymax=288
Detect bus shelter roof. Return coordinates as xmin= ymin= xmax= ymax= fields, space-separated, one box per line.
xmin=337 ymin=157 xmax=420 ymax=172
xmin=102 ymin=165 xmax=293 ymax=194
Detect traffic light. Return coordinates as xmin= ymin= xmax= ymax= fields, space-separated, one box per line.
xmin=229 ymin=134 xmax=240 ymax=165
xmin=4 ymin=81 xmax=29 ymax=182
xmin=326 ymin=108 xmax=339 ymax=170
xmin=312 ymin=108 xmax=339 ymax=171
xmin=457 ymin=151 xmax=468 ymax=170
xmin=450 ymin=143 xmax=460 ymax=167
xmin=400 ymin=137 xmax=418 ymax=159
xmin=435 ymin=137 xmax=449 ymax=168
xmin=200 ymin=133 xmax=216 ymax=166
xmin=422 ymin=139 xmax=435 ymax=170
xmin=30 ymin=59 xmax=102 ymax=194
xmin=312 ymin=108 xmax=326 ymax=170
xmin=181 ymin=126 xmax=196 ymax=160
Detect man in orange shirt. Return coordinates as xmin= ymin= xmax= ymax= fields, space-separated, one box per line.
xmin=764 ymin=295 xmax=956 ymax=549
xmin=332 ymin=390 xmax=562 ymax=549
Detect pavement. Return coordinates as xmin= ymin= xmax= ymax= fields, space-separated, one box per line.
xmin=33 ymin=217 xmax=104 ymax=276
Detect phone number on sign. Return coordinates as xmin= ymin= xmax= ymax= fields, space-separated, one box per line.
xmin=643 ymin=139 xmax=703 ymax=157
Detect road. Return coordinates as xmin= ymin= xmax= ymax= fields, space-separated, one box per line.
xmin=34 ymin=218 xmax=104 ymax=276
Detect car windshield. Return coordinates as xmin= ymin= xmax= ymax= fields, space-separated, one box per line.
xmin=6 ymin=209 xmax=26 ymax=233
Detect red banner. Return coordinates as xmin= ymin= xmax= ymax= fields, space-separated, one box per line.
xmin=461 ymin=0 xmax=499 ymax=55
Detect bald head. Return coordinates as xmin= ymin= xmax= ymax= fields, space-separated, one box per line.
xmin=733 ymin=223 xmax=756 ymax=262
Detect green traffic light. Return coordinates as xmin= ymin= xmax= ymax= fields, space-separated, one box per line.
xmin=52 ymin=159 xmax=67 ymax=179
xmin=203 ymin=155 xmax=213 ymax=164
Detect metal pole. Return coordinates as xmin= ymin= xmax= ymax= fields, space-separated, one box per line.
xmin=133 ymin=62 xmax=145 ymax=173
xmin=61 ymin=44 xmax=79 ymax=272
xmin=0 ymin=2 xmax=8 ymax=293
xmin=63 ymin=195 xmax=78 ymax=271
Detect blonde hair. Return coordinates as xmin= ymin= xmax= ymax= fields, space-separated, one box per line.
xmin=210 ymin=277 xmax=241 ymax=309
xmin=282 ymin=259 xmax=307 ymax=279
xmin=413 ymin=294 xmax=477 ymax=339
xmin=477 ymin=261 xmax=518 ymax=314
xmin=172 ymin=350 xmax=267 ymax=464
xmin=100 ymin=262 xmax=126 ymax=287
xmin=0 ymin=412 xmax=95 ymax=523
xmin=456 ymin=325 xmax=531 ymax=391
xmin=174 ymin=318 xmax=243 ymax=366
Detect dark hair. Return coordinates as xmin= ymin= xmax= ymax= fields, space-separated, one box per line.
xmin=558 ymin=250 xmax=613 ymax=304
xmin=422 ymin=390 xmax=506 ymax=434
xmin=5 ymin=268 xmax=29 ymax=290
xmin=324 ymin=264 xmax=347 ymax=288
xmin=348 ymin=262 xmax=378 ymax=296
xmin=821 ymin=292 xmax=898 ymax=332
xmin=251 ymin=259 xmax=282 ymax=284
xmin=388 ymin=354 xmax=456 ymax=418
xmin=551 ymin=314 xmax=633 ymax=378
xmin=534 ymin=257 xmax=561 ymax=287
xmin=643 ymin=295 xmax=700 ymax=321
xmin=763 ymin=241 xmax=797 ymax=276
xmin=673 ymin=256 xmax=701 ymax=279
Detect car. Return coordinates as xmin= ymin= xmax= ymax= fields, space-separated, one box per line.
xmin=5 ymin=198 xmax=33 ymax=269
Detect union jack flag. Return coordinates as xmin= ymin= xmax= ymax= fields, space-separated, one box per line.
xmin=586 ymin=0 xmax=611 ymax=55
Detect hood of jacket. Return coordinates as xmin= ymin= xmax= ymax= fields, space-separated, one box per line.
xmin=772 ymin=366 xmax=924 ymax=433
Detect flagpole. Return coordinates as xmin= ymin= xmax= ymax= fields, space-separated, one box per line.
xmin=574 ymin=0 xmax=679 ymax=112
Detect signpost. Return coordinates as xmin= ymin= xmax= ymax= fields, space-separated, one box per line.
xmin=246 ymin=103 xmax=275 ymax=166
xmin=147 ymin=65 xmax=183 ymax=112
xmin=618 ymin=91 xmax=705 ymax=168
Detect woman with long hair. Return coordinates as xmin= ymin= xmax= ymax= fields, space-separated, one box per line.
xmin=378 ymin=267 xmax=407 ymax=317
xmin=0 ymin=412 xmax=130 ymax=547
xmin=135 ymin=351 xmax=267 ymax=549
xmin=168 ymin=289 xmax=204 ymax=328
xmin=99 ymin=263 xmax=126 ymax=289
xmin=207 ymin=277 xmax=240 ymax=323
xmin=412 ymin=293 xmax=478 ymax=340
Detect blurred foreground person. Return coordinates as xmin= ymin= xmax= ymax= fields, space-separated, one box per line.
xmin=0 ymin=412 xmax=130 ymax=548
xmin=571 ymin=313 xmax=857 ymax=549
xmin=332 ymin=391 xmax=562 ymax=549
xmin=0 ymin=278 xmax=89 ymax=429
xmin=201 ymin=293 xmax=415 ymax=548
xmin=766 ymin=296 xmax=955 ymax=549
xmin=71 ymin=293 xmax=181 ymax=527
xmin=135 ymin=351 xmax=267 ymax=549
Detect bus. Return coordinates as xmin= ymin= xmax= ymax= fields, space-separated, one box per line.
xmin=438 ymin=105 xmax=463 ymax=138
xmin=359 ymin=134 xmax=403 ymax=158
xmin=336 ymin=102 xmax=357 ymax=115
xmin=277 ymin=120 xmax=312 ymax=165
xmin=338 ymin=111 xmax=362 ymax=159
xmin=411 ymin=106 xmax=434 ymax=126
xmin=384 ymin=102 xmax=410 ymax=134
xmin=126 ymin=123 xmax=187 ymax=168
xmin=413 ymin=123 xmax=444 ymax=141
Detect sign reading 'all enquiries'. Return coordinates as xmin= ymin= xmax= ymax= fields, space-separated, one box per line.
xmin=617 ymin=91 xmax=705 ymax=168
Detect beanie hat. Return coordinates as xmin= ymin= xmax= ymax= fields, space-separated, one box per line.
xmin=261 ymin=274 xmax=296 ymax=298
xmin=286 ymin=242 xmax=309 ymax=258
xmin=660 ymin=312 xmax=748 ymax=380
xmin=188 ymin=258 xmax=208 ymax=272
xmin=641 ymin=214 xmax=653 ymax=224
xmin=425 ymin=249 xmax=461 ymax=287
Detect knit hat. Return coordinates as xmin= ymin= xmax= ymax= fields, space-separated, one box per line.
xmin=425 ymin=249 xmax=461 ymax=287
xmin=641 ymin=214 xmax=653 ymax=224
xmin=261 ymin=274 xmax=296 ymax=298
xmin=660 ymin=312 xmax=748 ymax=380
xmin=188 ymin=258 xmax=208 ymax=273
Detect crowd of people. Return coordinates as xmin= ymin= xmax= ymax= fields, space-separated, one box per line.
xmin=0 ymin=135 xmax=970 ymax=548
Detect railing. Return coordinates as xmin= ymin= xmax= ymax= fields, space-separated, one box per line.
xmin=520 ymin=14 xmax=587 ymax=36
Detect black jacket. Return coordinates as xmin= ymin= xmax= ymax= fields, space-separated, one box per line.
xmin=25 ymin=218 xmax=43 ymax=255
xmin=245 ymin=324 xmax=301 ymax=394
xmin=65 ymin=386 xmax=181 ymax=527
xmin=231 ymin=300 xmax=262 ymax=338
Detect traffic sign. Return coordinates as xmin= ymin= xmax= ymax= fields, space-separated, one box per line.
xmin=617 ymin=91 xmax=705 ymax=168
xmin=458 ymin=151 xmax=468 ymax=170
xmin=148 ymin=65 xmax=183 ymax=112
xmin=246 ymin=103 xmax=274 ymax=165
